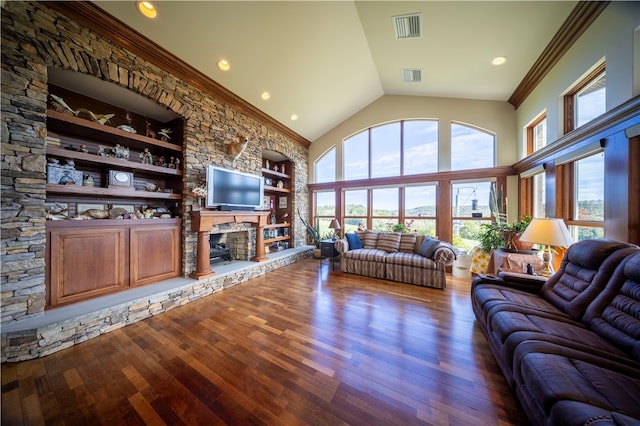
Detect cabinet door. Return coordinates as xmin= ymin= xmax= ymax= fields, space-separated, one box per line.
xmin=49 ymin=227 xmax=127 ymax=306
xmin=130 ymin=224 xmax=181 ymax=286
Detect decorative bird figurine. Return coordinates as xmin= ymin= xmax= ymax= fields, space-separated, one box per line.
xmin=49 ymin=94 xmax=78 ymax=116
xmin=76 ymin=108 xmax=114 ymax=125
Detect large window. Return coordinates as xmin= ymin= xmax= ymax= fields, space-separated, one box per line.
xmin=526 ymin=114 xmax=547 ymax=155
xmin=315 ymin=191 xmax=335 ymax=237
xmin=564 ymin=63 xmax=606 ymax=133
xmin=403 ymin=120 xmax=438 ymax=175
xmin=343 ymin=189 xmax=368 ymax=232
xmin=371 ymin=122 xmax=400 ymax=178
xmin=314 ymin=147 xmax=336 ymax=183
xmin=404 ymin=185 xmax=437 ymax=236
xmin=343 ymin=120 xmax=438 ymax=180
xmin=372 ymin=188 xmax=398 ymax=230
xmin=533 ymin=172 xmax=546 ymax=218
xmin=571 ymin=153 xmax=604 ymax=240
xmin=452 ymin=180 xmax=493 ymax=249
xmin=451 ymin=123 xmax=495 ymax=170
xmin=343 ymin=131 xmax=369 ymax=181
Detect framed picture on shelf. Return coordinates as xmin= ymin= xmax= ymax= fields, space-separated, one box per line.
xmin=77 ymin=203 xmax=105 ymax=214
xmin=278 ymin=196 xmax=287 ymax=209
xmin=263 ymin=196 xmax=271 ymax=210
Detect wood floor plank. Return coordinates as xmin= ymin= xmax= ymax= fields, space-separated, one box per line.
xmin=1 ymin=259 xmax=528 ymax=425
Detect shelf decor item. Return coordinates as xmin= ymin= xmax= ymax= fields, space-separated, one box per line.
xmin=107 ymin=170 xmax=134 ymax=189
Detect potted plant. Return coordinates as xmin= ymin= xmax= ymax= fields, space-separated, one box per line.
xmin=298 ymin=209 xmax=322 ymax=257
xmin=476 ymin=215 xmax=533 ymax=253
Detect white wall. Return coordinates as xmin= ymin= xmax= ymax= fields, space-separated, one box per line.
xmin=309 ymin=95 xmax=516 ymax=182
xmin=515 ymin=1 xmax=640 ymax=160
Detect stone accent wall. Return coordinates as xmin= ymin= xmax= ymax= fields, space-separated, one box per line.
xmin=1 ymin=2 xmax=309 ymax=325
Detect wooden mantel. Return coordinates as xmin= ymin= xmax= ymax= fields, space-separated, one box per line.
xmin=190 ymin=210 xmax=270 ymax=279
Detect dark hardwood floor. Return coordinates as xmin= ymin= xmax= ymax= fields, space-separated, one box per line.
xmin=2 ymin=258 xmax=528 ymax=425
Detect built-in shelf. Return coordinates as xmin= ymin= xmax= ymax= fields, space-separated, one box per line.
xmin=46 ymin=184 xmax=181 ymax=199
xmin=46 ymin=146 xmax=182 ymax=176
xmin=264 ymin=185 xmax=291 ymax=193
xmin=47 ymin=109 xmax=182 ymax=152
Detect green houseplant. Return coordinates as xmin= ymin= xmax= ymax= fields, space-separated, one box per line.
xmin=476 ymin=215 xmax=533 ymax=252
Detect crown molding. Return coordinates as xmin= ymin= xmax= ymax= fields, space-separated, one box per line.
xmin=508 ymin=1 xmax=610 ymax=109
xmin=42 ymin=1 xmax=312 ymax=149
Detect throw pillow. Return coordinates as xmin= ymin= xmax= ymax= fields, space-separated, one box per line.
xmin=345 ymin=233 xmax=363 ymax=250
xmin=417 ymin=237 xmax=441 ymax=258
xmin=360 ymin=230 xmax=380 ymax=249
xmin=376 ymin=232 xmax=402 ymax=253
xmin=399 ymin=233 xmax=417 ymax=253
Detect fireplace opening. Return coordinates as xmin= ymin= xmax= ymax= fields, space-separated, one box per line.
xmin=208 ymin=230 xmax=253 ymax=263
xmin=209 ymin=233 xmax=232 ymax=264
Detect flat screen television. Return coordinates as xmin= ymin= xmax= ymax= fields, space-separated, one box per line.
xmin=205 ymin=165 xmax=264 ymax=210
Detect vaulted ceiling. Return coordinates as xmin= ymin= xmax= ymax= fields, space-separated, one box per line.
xmin=76 ymin=1 xmax=585 ymax=142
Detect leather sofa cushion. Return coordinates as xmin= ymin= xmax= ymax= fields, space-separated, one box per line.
xmin=541 ymin=242 xmax=638 ymax=319
xmin=583 ymin=252 xmax=640 ymax=362
xmin=518 ymin=351 xmax=640 ymax=420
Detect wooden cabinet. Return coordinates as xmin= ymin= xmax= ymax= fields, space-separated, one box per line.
xmin=45 ymin=86 xmax=184 ymax=308
xmin=262 ymin=158 xmax=293 ymax=252
xmin=46 ymin=219 xmax=181 ymax=307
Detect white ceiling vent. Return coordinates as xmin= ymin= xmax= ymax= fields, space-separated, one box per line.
xmin=393 ymin=13 xmax=422 ymax=39
xmin=402 ymin=68 xmax=422 ymax=83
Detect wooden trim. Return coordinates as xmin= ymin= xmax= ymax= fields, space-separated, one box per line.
xmin=42 ymin=1 xmax=311 ymax=150
xmin=508 ymin=1 xmax=610 ymax=108
xmin=513 ymin=95 xmax=640 ymax=175
xmin=308 ymin=166 xmax=515 ymax=192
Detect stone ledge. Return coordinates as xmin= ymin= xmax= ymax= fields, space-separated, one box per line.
xmin=1 ymin=247 xmax=313 ymax=363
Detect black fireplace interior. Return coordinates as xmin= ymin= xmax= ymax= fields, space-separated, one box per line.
xmin=209 ymin=233 xmax=232 ymax=263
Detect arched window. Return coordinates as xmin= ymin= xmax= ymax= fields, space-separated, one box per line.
xmin=343 ymin=119 xmax=439 ymax=180
xmin=314 ymin=147 xmax=336 ymax=183
xmin=451 ymin=122 xmax=495 ymax=170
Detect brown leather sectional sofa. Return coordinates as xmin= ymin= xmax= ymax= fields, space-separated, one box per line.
xmin=471 ymin=239 xmax=640 ymax=426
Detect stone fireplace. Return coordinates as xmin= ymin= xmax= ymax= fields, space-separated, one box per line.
xmin=209 ymin=229 xmax=255 ymax=262
xmin=208 ymin=222 xmax=258 ymax=262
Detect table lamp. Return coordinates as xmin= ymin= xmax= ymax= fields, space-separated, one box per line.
xmin=519 ymin=218 xmax=573 ymax=277
xmin=329 ymin=219 xmax=341 ymax=240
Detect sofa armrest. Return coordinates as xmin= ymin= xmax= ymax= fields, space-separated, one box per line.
xmin=334 ymin=238 xmax=349 ymax=254
xmin=471 ymin=272 xmax=546 ymax=293
xmin=433 ymin=242 xmax=456 ymax=266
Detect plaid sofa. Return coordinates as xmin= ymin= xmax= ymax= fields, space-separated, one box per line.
xmin=334 ymin=230 xmax=456 ymax=289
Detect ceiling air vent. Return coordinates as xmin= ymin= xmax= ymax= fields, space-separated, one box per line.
xmin=393 ymin=13 xmax=422 ymax=39
xmin=402 ymin=68 xmax=422 ymax=83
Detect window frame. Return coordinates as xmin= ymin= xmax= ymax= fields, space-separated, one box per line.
xmin=526 ymin=113 xmax=547 ymax=155
xmin=563 ymin=62 xmax=606 ymax=133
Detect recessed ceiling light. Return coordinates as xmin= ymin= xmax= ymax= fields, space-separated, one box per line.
xmin=492 ymin=56 xmax=508 ymax=66
xmin=136 ymin=1 xmax=158 ymax=19
xmin=261 ymin=92 xmax=270 ymax=100
xmin=217 ymin=59 xmax=230 ymax=71
xmin=290 ymin=114 xmax=298 ymax=121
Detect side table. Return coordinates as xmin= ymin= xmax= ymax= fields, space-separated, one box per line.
xmin=493 ymin=248 xmax=543 ymax=274
xmin=320 ymin=239 xmax=339 ymax=270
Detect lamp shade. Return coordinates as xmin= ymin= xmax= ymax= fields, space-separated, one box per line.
xmin=329 ymin=219 xmax=341 ymax=230
xmin=519 ymin=218 xmax=574 ymax=247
